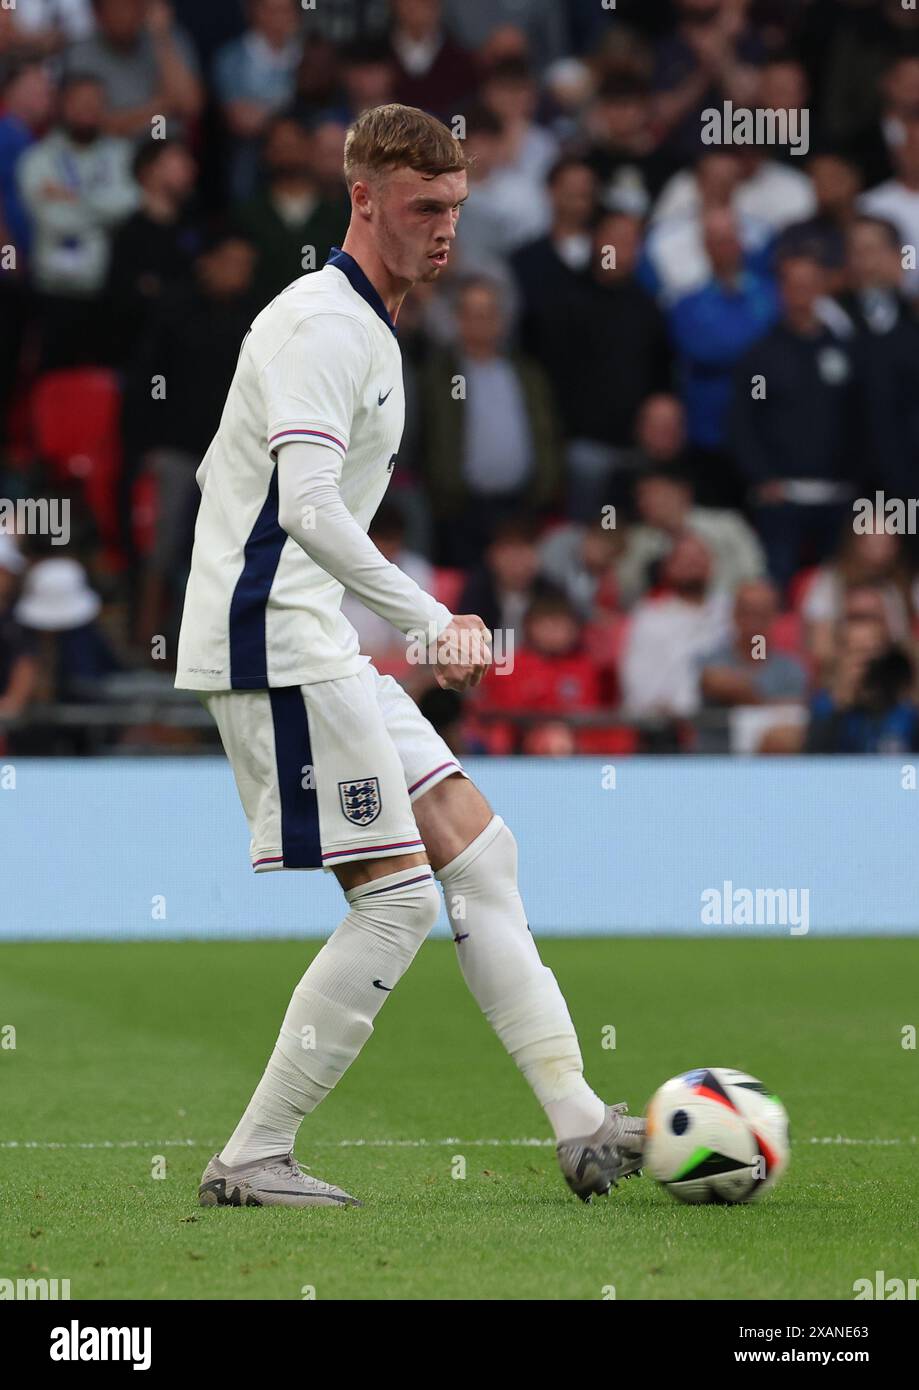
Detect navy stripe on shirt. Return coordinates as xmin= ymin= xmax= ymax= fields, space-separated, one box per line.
xmin=228 ymin=465 xmax=288 ymax=689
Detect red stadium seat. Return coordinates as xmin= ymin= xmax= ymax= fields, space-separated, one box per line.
xmin=574 ymin=725 xmax=640 ymax=754
xmin=769 ymin=610 xmax=803 ymax=657
xmin=31 ymin=369 xmax=124 ymax=567
xmin=787 ymin=565 xmax=819 ymax=612
xmin=432 ymin=566 xmax=465 ymax=611
xmin=130 ymin=468 xmax=158 ymax=558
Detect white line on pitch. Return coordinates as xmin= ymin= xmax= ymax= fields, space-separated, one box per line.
xmin=0 ymin=1136 xmax=915 ymax=1151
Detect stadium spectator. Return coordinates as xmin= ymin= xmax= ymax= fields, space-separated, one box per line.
xmin=0 ymin=61 xmax=55 ymax=258
xmin=802 ymin=530 xmax=918 ymax=684
xmin=616 ymin=456 xmax=765 ymax=609
xmin=213 ymin=0 xmax=304 ymax=201
xmin=0 ymin=61 xmax=54 ymax=432
xmin=442 ymin=0 xmax=568 ymax=73
xmin=818 ymin=50 xmax=919 ymax=191
xmin=616 ymin=392 xmax=692 ymax=504
xmin=287 ymin=35 xmax=345 ymax=126
xmin=776 ymin=151 xmax=863 ymax=290
xmin=527 ymin=208 xmax=672 ymax=522
xmin=475 ymin=586 xmax=602 ymax=749
xmin=580 ymin=72 xmax=675 ymax=218
xmin=805 ymin=605 xmax=919 ymax=753
xmin=457 ymin=517 xmax=542 ymax=640
xmin=860 ymin=116 xmax=919 ymax=296
xmin=105 ymin=137 xmax=199 ymax=359
xmin=723 ymin=58 xmax=818 ymax=229
xmin=511 ymin=156 xmax=597 ymax=348
xmin=654 ymin=51 xmax=818 ymax=229
xmin=0 ymin=535 xmax=37 ymax=725
xmin=542 ymin=55 xmax=594 ymax=144
xmin=419 ymin=275 xmax=561 ymax=565
xmin=539 ymin=517 xmax=622 ymax=624
xmin=452 ymin=103 xmax=551 ymax=268
xmin=233 ymin=115 xmax=349 ymax=307
xmin=125 ymin=231 xmax=257 ymax=646
xmin=650 ymin=0 xmax=763 ymax=164
xmin=520 ymin=720 xmax=577 ymax=756
xmin=2 ymin=0 xmax=95 ymax=56
xmin=621 ymin=532 xmax=731 ymax=718
xmin=16 ymin=73 xmax=138 ymax=367
xmin=387 ymin=0 xmax=477 ymax=117
xmin=167 ymin=1 xmax=251 ymax=71
xmin=731 ymin=252 xmax=858 ymax=589
xmin=838 ymin=214 xmax=919 ymax=504
xmin=14 ymin=555 xmax=121 ymax=702
xmin=667 ymin=205 xmax=779 ymax=501
xmin=373 ymin=280 xmax=436 ymax=556
xmin=306 ymin=116 xmax=349 ymax=203
xmin=67 ymin=0 xmax=203 ymax=141
xmin=641 ymin=150 xmax=774 ymax=306
xmin=336 ymin=39 xmax=397 ymax=122
xmin=699 ymin=579 xmax=808 ymax=707
xmin=480 ymin=57 xmax=559 ymax=186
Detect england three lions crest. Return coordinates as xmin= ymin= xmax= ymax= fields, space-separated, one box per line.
xmin=339 ymin=777 xmax=382 ymax=826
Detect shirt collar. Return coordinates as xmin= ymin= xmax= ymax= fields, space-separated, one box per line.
xmin=325 ymin=246 xmax=397 ymax=335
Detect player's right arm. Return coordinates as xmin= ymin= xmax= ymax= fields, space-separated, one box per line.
xmin=275 ymin=443 xmax=489 ymax=691
xmin=261 ymin=315 xmax=489 ymax=690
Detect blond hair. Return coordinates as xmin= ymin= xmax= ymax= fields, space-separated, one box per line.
xmin=343 ymin=103 xmax=468 ymax=189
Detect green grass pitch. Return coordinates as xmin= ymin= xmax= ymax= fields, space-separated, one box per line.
xmin=1 ymin=937 xmax=917 ymax=1300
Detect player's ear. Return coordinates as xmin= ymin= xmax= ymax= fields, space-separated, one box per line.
xmin=351 ymin=178 xmax=374 ymax=222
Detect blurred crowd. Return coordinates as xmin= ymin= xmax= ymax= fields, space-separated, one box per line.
xmin=3 ymin=0 xmax=919 ymax=756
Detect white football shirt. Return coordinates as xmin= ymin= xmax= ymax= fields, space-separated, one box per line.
xmin=175 ymin=248 xmax=443 ymax=691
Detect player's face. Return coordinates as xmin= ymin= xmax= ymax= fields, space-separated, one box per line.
xmin=374 ymin=168 xmax=468 ymax=285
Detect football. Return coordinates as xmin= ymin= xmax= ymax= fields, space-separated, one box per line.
xmin=644 ymin=1067 xmax=790 ymax=1204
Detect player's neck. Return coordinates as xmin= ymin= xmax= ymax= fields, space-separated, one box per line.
xmin=339 ymin=232 xmax=410 ymax=324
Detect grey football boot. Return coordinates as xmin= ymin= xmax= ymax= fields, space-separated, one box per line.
xmin=556 ymin=1102 xmax=646 ymax=1202
xmin=198 ymin=1151 xmax=361 ymax=1208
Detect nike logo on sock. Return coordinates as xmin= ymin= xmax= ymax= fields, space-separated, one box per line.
xmin=372 ymin=979 xmax=392 ymax=990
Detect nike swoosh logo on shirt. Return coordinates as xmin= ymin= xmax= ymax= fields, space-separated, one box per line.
xmin=377 ymin=387 xmax=393 ymax=405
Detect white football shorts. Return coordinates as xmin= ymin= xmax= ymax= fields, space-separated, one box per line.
xmin=204 ymin=663 xmax=465 ymax=871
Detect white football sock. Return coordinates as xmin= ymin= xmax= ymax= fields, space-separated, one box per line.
xmin=220 ymin=864 xmax=439 ymax=1166
xmin=436 ymin=815 xmax=606 ymax=1143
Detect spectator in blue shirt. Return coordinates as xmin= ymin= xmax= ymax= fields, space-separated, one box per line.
xmin=806 ymin=609 xmax=919 ymax=753
xmin=0 ymin=60 xmax=54 ymax=259
xmin=213 ymin=0 xmax=305 ymax=201
xmin=0 ymin=61 xmax=53 ymax=437
xmin=667 ymin=206 xmax=779 ymax=506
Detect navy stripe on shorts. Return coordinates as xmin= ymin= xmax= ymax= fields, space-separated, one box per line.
xmin=268 ymin=687 xmax=322 ymax=868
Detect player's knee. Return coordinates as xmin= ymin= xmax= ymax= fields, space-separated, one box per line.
xmin=389 ymin=876 xmax=441 ymax=939
xmin=457 ymin=817 xmax=520 ymax=894
xmin=349 ymin=872 xmax=441 ymax=950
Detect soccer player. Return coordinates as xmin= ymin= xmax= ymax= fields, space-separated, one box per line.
xmin=175 ymin=104 xmax=645 ymax=1207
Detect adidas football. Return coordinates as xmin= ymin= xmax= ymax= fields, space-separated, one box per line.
xmin=644 ymin=1067 xmax=790 ymax=1204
